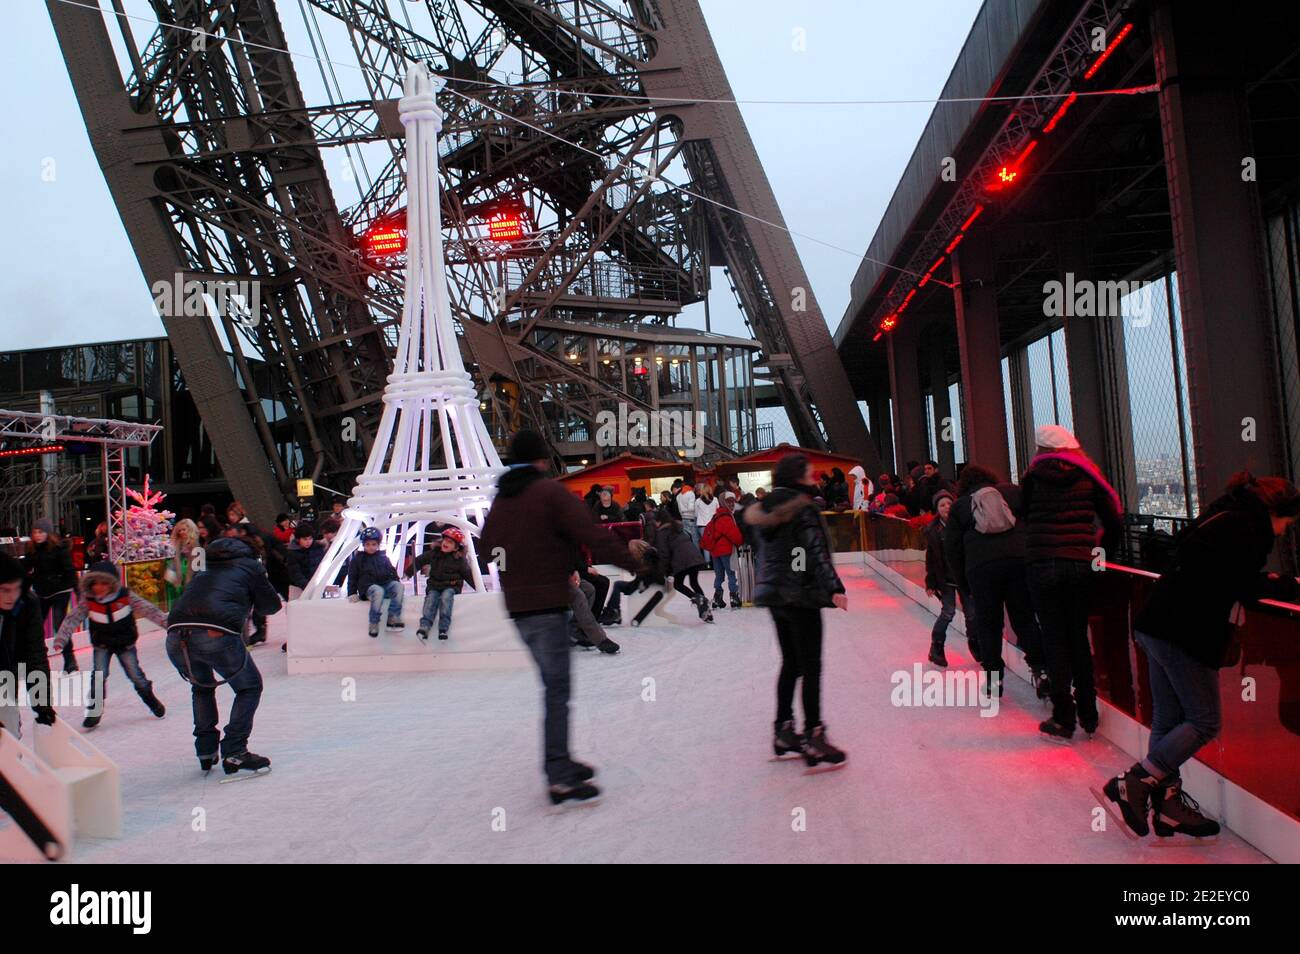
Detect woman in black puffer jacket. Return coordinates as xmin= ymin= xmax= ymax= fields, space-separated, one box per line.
xmin=1098 ymin=472 xmax=1300 ymax=842
xmin=1021 ymin=425 xmax=1123 ymax=740
xmin=651 ymin=509 xmax=712 ymax=621
xmin=744 ymin=453 xmax=847 ymax=768
xmin=23 ymin=518 xmax=79 ymax=673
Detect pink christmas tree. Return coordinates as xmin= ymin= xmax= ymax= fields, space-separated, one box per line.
xmin=112 ymin=475 xmax=176 ymax=563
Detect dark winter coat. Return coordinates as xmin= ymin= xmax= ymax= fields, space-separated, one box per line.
xmin=168 ymin=537 xmax=282 ymax=636
xmin=480 ymin=465 xmax=637 ymax=615
xmin=1020 ymin=451 xmax=1123 ymax=563
xmin=944 ymin=483 xmax=1027 ymax=591
xmin=0 ymin=585 xmax=50 ymax=698
xmin=744 ymin=487 xmax=845 ymax=609
xmin=652 ymin=521 xmax=708 ymax=577
xmin=924 ymin=519 xmax=956 ymax=591
xmin=286 ymin=541 xmax=326 ymax=590
xmin=23 ymin=540 xmax=76 ymax=599
xmin=53 ymin=562 xmax=167 ymax=652
xmin=1135 ymin=488 xmax=1300 ymax=669
xmin=591 ymin=502 xmax=626 ymax=524
xmin=348 ymin=549 xmax=399 ymax=596
xmin=413 ymin=548 xmax=473 ymax=591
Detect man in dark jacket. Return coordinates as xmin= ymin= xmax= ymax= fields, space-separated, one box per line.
xmin=479 ymin=430 xmax=638 ymax=805
xmin=166 ymin=537 xmax=282 ymax=776
xmin=591 ymin=487 xmax=625 ymax=524
xmin=945 ymin=464 xmax=1046 ymax=695
xmin=286 ymin=523 xmax=326 ymax=594
xmin=0 ymin=554 xmax=55 ymax=736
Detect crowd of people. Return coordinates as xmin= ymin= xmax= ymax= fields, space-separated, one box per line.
xmin=3 ymin=421 xmax=1297 ymax=838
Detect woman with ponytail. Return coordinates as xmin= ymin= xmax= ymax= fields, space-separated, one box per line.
xmin=1099 ymin=470 xmax=1300 ymax=842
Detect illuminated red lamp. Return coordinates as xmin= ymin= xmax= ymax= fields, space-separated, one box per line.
xmin=361 ymin=218 xmax=406 ymax=260
xmin=0 ymin=444 xmax=63 ymax=459
xmin=880 ymin=314 xmax=898 ymax=332
xmin=1083 ymin=22 xmax=1133 ymax=81
xmin=1042 ymin=91 xmax=1078 ymax=133
xmin=487 ymin=208 xmax=526 ymax=242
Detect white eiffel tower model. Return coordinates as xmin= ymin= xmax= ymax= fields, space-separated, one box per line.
xmin=302 ymin=63 xmax=505 ymax=599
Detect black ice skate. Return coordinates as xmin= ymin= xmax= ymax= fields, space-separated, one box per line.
xmin=1095 ymin=765 xmax=1160 ymax=839
xmin=771 ymin=719 xmax=803 ymax=760
xmin=548 ymin=781 xmax=601 ymax=806
xmin=199 ymin=754 xmax=218 ymax=774
xmin=386 ymin=617 xmax=405 ymax=630
xmin=694 ymin=594 xmax=714 ymax=623
xmin=1152 ymin=777 xmax=1220 ymax=843
xmin=711 ymin=594 xmax=726 ymax=610
xmin=928 ymin=639 xmax=948 ymax=667
xmin=248 ymin=627 xmax=267 ymax=646
xmin=1078 ymin=710 xmax=1099 ymax=737
xmin=138 ymin=687 xmax=166 ymax=718
xmin=1031 ymin=668 xmax=1052 ymax=700
xmin=221 ymin=751 xmax=272 ymax=783
xmin=728 ymin=595 xmax=741 ymax=609
xmin=801 ymin=725 xmax=847 ymax=773
xmin=438 ymin=630 xmax=449 ymax=641
xmin=1038 ymin=718 xmax=1073 ymax=744
xmin=368 ymin=623 xmax=379 ymax=638
xmin=598 ymin=606 xmax=621 ymax=626
xmin=569 ymin=760 xmax=597 ymax=781
xmin=82 ymin=715 xmax=101 ymax=730
xmin=596 ymin=638 xmax=620 ymax=655
xmin=417 ymin=627 xmax=430 ymax=641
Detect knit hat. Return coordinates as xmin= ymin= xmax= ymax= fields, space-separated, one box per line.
xmin=507 ymin=429 xmax=549 ymax=464
xmin=33 ymin=517 xmax=54 ymax=535
xmin=932 ymin=489 xmax=956 ymax=510
xmin=1035 ymin=424 xmax=1081 ymax=450
xmin=723 ymin=491 xmax=737 ymax=500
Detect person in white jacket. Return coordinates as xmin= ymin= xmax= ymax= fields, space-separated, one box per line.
xmin=849 ymin=465 xmax=873 ymax=511
xmin=677 ymin=482 xmax=699 ymax=544
xmin=694 ymin=483 xmax=720 ymax=551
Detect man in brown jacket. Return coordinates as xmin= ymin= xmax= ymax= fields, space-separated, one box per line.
xmin=480 ymin=431 xmax=638 ymax=805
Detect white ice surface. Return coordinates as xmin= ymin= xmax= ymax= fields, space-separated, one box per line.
xmin=17 ymin=566 xmax=1269 ymax=863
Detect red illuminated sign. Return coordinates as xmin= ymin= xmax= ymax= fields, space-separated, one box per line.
xmin=487 ymin=210 xmax=526 ymax=242
xmin=361 ymin=219 xmax=406 ymax=260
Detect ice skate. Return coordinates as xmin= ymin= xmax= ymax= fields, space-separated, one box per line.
xmin=598 ymin=606 xmax=621 ymax=626
xmin=247 ymin=627 xmax=267 ymax=646
xmin=596 ymin=637 xmax=620 ymax=655
xmin=801 ymin=725 xmax=847 ymax=774
xmin=1093 ymin=764 xmax=1160 ymax=839
xmin=138 ymin=687 xmax=166 ymax=718
xmin=728 ymin=595 xmax=741 ymax=610
xmin=548 ymin=780 xmax=601 ymax=806
xmin=438 ymin=629 xmax=449 ymax=641
xmin=693 ymin=594 xmax=714 ymax=623
xmin=199 ymin=754 xmax=218 ymax=774
xmin=569 ymin=760 xmax=596 ymax=781
xmin=220 ymin=751 xmax=272 ymax=783
xmin=770 ymin=719 xmax=803 ymax=760
xmin=927 ymin=639 xmax=947 ymax=667
xmin=1030 ymin=668 xmax=1051 ymax=700
xmin=368 ymin=622 xmax=379 ymax=638
xmin=1152 ymin=777 xmax=1220 ymax=844
xmin=82 ymin=715 xmax=101 ymax=730
xmin=386 ymin=617 xmax=405 ymax=630
xmin=417 ymin=627 xmax=430 ymax=641
xmin=1038 ymin=718 xmax=1073 ymax=744
xmin=711 ymin=594 xmax=726 ymax=610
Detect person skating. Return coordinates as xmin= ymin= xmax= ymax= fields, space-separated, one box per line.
xmin=944 ymin=463 xmax=1047 ymax=700
xmin=1021 ymin=425 xmax=1123 ymax=741
xmin=411 ymin=527 xmax=472 ymax=640
xmin=0 ymin=555 xmax=56 ymax=737
xmin=23 ymin=518 xmax=79 ymax=673
xmin=923 ymin=490 xmax=975 ymax=667
xmin=348 ymin=528 xmax=405 ymax=637
xmin=52 ymin=561 xmax=167 ymax=729
xmin=701 ymin=491 xmax=743 ymax=609
xmin=1099 ymin=472 xmax=1300 ymax=841
xmin=651 ymin=508 xmax=713 ymax=622
xmin=598 ymin=539 xmax=663 ymax=626
xmin=744 ymin=453 xmax=848 ymax=769
xmin=479 ymin=430 xmax=640 ymax=805
xmin=166 ymin=536 xmax=282 ymax=776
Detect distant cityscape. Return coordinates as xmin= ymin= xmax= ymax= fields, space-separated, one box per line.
xmin=1134 ymin=453 xmax=1197 ymax=519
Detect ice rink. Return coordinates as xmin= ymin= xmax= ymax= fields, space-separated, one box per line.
xmin=21 ymin=566 xmax=1268 ymax=863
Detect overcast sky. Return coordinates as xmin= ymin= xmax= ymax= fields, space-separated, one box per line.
xmin=0 ymin=0 xmax=982 ymax=351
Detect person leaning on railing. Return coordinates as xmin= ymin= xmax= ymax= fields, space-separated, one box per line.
xmin=1098 ymin=471 xmax=1300 ymax=842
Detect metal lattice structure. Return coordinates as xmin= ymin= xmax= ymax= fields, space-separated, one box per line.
xmin=48 ymin=0 xmax=873 ymax=520
xmin=0 ymin=409 xmax=162 ymax=562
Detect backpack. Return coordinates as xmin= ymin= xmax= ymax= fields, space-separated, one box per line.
xmin=971 ymin=486 xmax=1016 ymax=534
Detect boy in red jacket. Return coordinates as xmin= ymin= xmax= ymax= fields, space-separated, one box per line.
xmin=702 ymin=491 xmax=745 ymax=610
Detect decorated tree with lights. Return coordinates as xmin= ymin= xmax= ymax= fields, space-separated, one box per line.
xmin=112 ymin=475 xmax=176 ymax=563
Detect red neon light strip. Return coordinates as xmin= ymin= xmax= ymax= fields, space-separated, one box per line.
xmin=924 ymin=256 xmax=946 ymax=276
xmin=1042 ymin=91 xmax=1078 ymax=133
xmin=872 ymin=332 xmax=883 ymax=342
xmin=944 ymin=233 xmax=965 ymax=255
xmin=1016 ymin=140 xmax=1038 ymax=165
xmin=959 ymin=206 xmax=984 ymax=232
xmin=902 ymin=289 xmax=916 ymax=305
xmin=1083 ymin=22 xmax=1133 ymax=80
xmin=0 ymin=444 xmax=64 ymax=459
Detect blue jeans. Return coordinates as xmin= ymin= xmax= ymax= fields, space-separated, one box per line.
xmin=514 ymin=611 xmax=581 ymax=785
xmin=712 ymin=553 xmax=738 ymax=600
xmin=420 ymin=587 xmax=456 ymax=634
xmin=366 ymin=580 xmax=404 ymax=624
xmin=86 ymin=645 xmax=151 ymax=716
xmin=1136 ymin=630 xmax=1221 ymax=778
xmin=606 ymin=579 xmax=639 ymax=614
xmin=166 ymin=628 xmax=263 ymax=759
xmin=682 ymin=520 xmax=699 ymax=546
